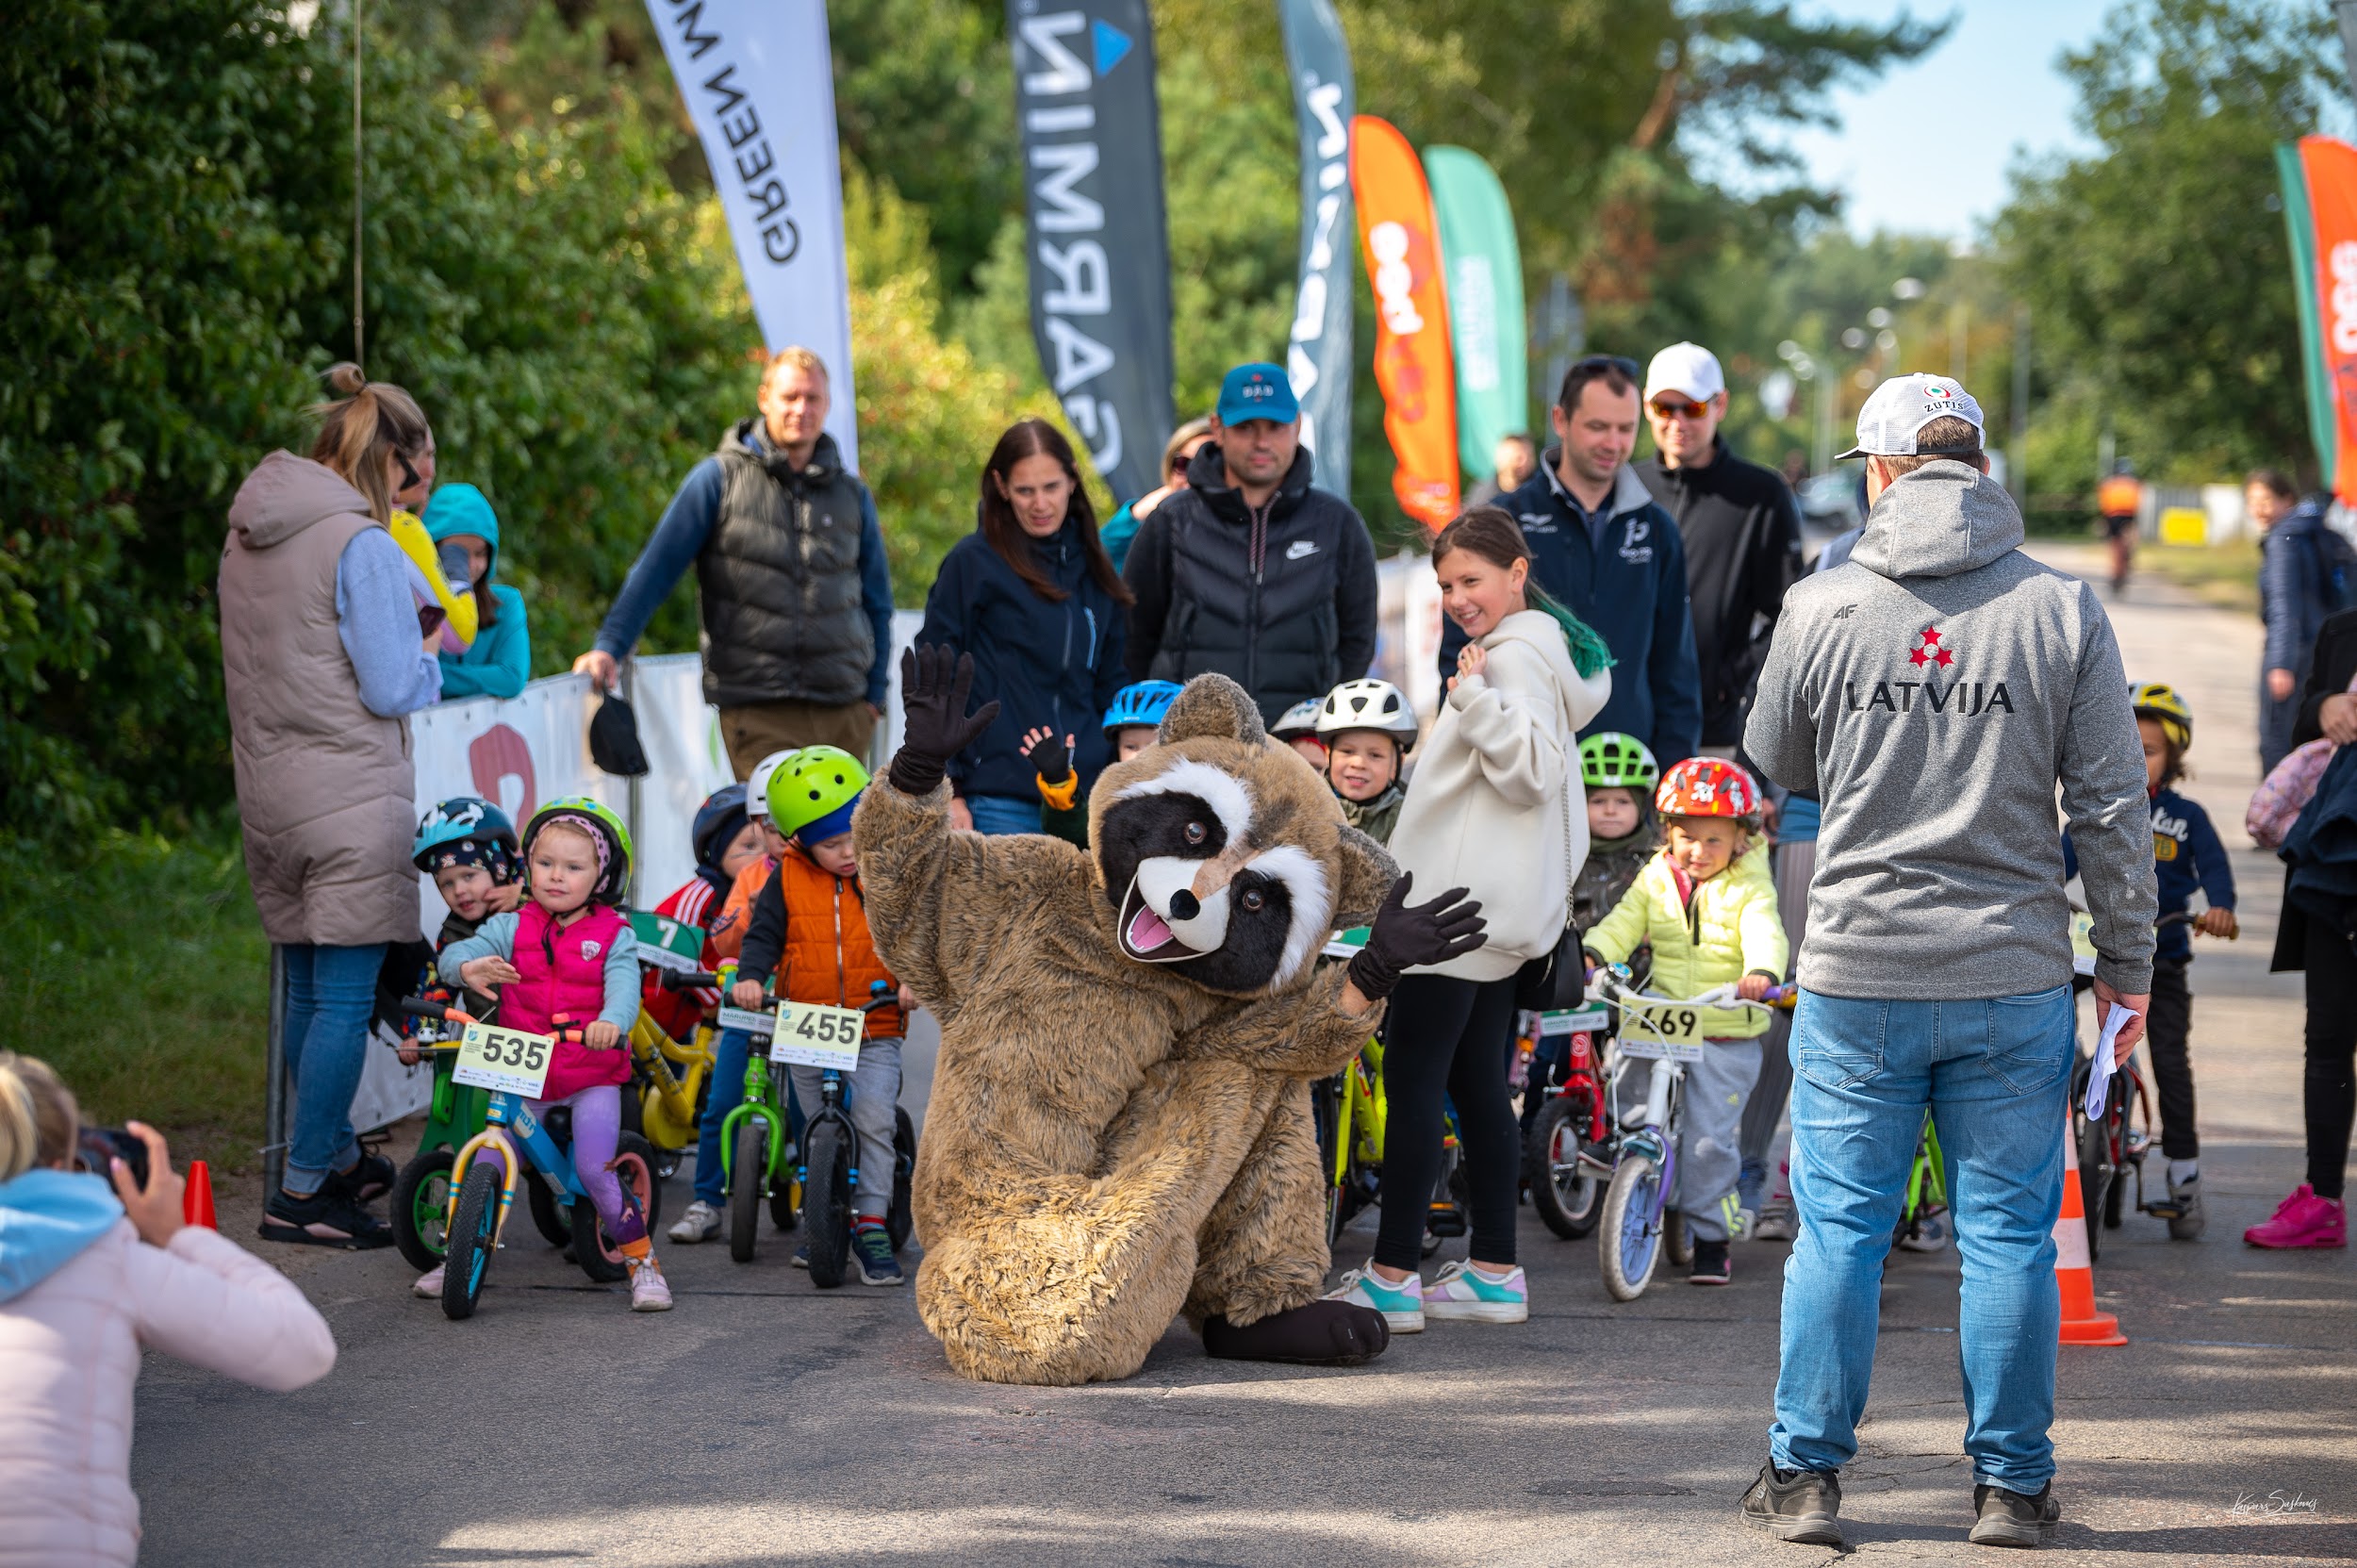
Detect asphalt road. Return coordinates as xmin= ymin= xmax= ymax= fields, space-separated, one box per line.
xmin=131 ymin=550 xmax=2356 ymax=1566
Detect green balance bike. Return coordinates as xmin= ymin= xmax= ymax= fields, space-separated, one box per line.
xmin=387 ymin=984 xmax=492 ymax=1272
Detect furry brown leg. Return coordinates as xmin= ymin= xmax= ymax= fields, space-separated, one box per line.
xmin=1184 ymin=1079 xmax=1336 ymax=1329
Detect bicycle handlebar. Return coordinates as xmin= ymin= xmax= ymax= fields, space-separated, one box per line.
xmin=392 ymin=998 xmax=587 ymax=1044
xmin=659 ymin=969 xmax=721 ymax=991
xmin=1591 ymin=973 xmax=1785 ymax=1013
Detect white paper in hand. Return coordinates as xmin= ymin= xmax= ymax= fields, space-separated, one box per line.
xmin=2083 ymin=1004 xmax=2134 ymax=1120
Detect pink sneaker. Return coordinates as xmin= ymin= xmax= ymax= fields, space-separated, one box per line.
xmin=2243 ymin=1184 xmax=2348 ymax=1249
xmin=627 ymin=1258 xmax=675 ymax=1312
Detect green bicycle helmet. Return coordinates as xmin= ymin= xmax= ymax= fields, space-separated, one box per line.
xmin=522 ymin=795 xmax=634 ymax=904
xmin=768 ymin=746 xmax=872 ymax=842
xmin=1579 ymin=732 xmax=1659 ymax=792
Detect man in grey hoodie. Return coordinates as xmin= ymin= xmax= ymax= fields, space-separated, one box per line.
xmin=1735 ymin=376 xmax=2156 ymax=1550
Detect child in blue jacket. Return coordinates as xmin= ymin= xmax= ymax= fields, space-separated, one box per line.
xmin=2066 ymin=683 xmax=2236 ymax=1241
xmin=422 ymin=483 xmax=532 ymax=699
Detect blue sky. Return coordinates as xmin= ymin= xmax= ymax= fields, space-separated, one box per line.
xmin=1768 ymin=0 xmax=2112 ymax=242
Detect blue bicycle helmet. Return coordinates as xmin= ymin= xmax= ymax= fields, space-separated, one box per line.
xmin=412 ymin=797 xmax=519 ymax=872
xmin=1102 ymin=680 xmax=1183 ymax=739
xmin=690 ymin=782 xmax=751 ymax=869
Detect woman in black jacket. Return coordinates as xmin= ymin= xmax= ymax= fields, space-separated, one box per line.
xmin=2258 ymin=608 xmax=2357 ymax=1246
xmin=917 ymin=419 xmax=1131 ymax=836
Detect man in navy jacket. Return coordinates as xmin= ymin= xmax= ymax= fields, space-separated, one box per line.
xmin=1442 ymin=355 xmax=1702 ymax=763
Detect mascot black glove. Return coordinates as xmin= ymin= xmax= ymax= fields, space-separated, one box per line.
xmin=890 ymin=644 xmax=1000 ymax=798
xmin=1346 ymin=872 xmax=1487 ymax=1002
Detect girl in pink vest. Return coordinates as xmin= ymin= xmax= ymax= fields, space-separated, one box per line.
xmin=431 ymin=799 xmax=672 ymax=1311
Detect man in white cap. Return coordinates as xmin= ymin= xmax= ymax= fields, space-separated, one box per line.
xmin=1633 ymin=342 xmax=1804 ymax=754
xmin=1738 ymin=375 xmax=2155 ymax=1548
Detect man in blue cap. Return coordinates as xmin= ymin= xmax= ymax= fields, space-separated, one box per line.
xmin=1123 ymin=361 xmax=1380 ymax=724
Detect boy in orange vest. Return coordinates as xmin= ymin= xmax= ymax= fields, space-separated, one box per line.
xmin=717 ymin=748 xmax=913 ymax=1284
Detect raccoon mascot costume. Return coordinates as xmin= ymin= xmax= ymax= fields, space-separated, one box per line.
xmin=855 ymin=648 xmax=1486 ymax=1385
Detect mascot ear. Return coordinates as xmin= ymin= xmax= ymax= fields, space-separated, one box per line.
xmin=1159 ymin=674 xmax=1268 ymax=747
xmin=1333 ymin=824 xmax=1399 ymax=928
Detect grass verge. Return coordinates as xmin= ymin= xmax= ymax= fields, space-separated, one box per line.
xmin=2137 ymin=536 xmax=2261 ymax=616
xmin=0 ymin=823 xmax=270 ymax=1172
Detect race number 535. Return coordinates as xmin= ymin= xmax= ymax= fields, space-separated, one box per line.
xmin=453 ymin=1021 xmax=555 ymax=1098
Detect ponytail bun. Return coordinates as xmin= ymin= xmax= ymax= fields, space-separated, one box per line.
xmin=321 ymin=360 xmax=368 ymax=398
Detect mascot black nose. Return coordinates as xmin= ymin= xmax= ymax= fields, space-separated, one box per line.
xmin=1168 ymin=888 xmax=1200 ymax=921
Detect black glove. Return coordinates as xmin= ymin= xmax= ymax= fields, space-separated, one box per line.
xmin=889 ymin=644 xmax=1000 ymax=798
xmin=1345 ymin=872 xmax=1487 ymax=1002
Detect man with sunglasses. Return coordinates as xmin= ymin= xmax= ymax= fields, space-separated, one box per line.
xmin=1441 ymin=355 xmax=1702 ymax=764
xmin=1633 ymin=342 xmax=1804 ymax=755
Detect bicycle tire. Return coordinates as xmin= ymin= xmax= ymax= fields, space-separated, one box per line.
xmin=1600 ymin=1153 xmax=1664 ymax=1302
xmin=443 ymin=1160 xmax=501 ymax=1321
xmin=1665 ymin=1209 xmax=1693 ymax=1268
xmin=1526 ymin=1097 xmax=1604 ymax=1239
xmin=887 ymin=1106 xmax=917 ymax=1252
xmin=767 ymin=1148 xmax=801 ymax=1234
xmin=391 ymin=1147 xmax=455 ymax=1272
xmin=2075 ymin=1099 xmax=2112 ymax=1266
xmin=804 ymin=1118 xmax=854 ymax=1288
xmin=525 ymin=1169 xmax=570 ymax=1247
xmin=730 ymin=1118 xmax=767 ymax=1263
xmin=575 ymin=1134 xmax=661 ymax=1284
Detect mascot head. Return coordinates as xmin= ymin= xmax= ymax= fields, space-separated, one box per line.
xmin=1088 ymin=674 xmax=1397 ymax=997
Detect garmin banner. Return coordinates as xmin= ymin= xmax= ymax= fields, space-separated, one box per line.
xmin=1278 ymin=0 xmax=1355 ymax=498
xmin=646 ymin=0 xmax=859 ymax=468
xmin=1007 ymin=0 xmax=1175 ymax=503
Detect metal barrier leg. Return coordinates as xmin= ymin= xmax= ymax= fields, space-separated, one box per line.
xmin=262 ymin=942 xmax=289 ymax=1197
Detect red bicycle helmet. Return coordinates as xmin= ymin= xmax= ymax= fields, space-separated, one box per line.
xmin=1655 ymin=756 xmax=1761 ymax=820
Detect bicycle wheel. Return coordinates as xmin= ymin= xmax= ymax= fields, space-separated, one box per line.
xmin=767 ymin=1147 xmax=802 ymax=1234
xmin=1526 ymin=1097 xmax=1604 ymax=1239
xmin=803 ymin=1117 xmax=854 ymax=1288
xmin=730 ymin=1117 xmax=768 ymax=1263
xmin=442 ymin=1160 xmax=501 ymax=1321
xmin=391 ymin=1147 xmax=455 ymax=1272
xmin=1664 ymin=1209 xmax=1693 ymax=1267
xmin=525 ymin=1169 xmax=570 ymax=1247
xmin=575 ymin=1133 xmax=661 ymax=1285
xmin=2074 ymin=1097 xmax=2113 ymax=1266
xmin=1600 ymin=1153 xmax=1664 ymax=1302
xmin=886 ymin=1106 xmax=917 ymax=1252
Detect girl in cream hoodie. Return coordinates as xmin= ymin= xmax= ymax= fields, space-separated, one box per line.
xmin=1328 ymin=508 xmax=1611 ymax=1332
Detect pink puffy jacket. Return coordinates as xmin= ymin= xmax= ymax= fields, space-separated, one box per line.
xmin=0 ymin=1222 xmax=337 ymax=1567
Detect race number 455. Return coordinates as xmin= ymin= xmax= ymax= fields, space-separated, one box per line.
xmin=453 ymin=1021 xmax=555 ymax=1098
xmin=768 ymin=1000 xmax=864 ymax=1069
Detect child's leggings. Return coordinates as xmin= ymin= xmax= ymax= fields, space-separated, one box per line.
xmin=470 ymin=1083 xmax=647 ymax=1249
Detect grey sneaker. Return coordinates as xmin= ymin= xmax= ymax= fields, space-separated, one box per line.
xmin=667 ymin=1199 xmax=721 ymax=1244
xmin=2155 ymin=1175 xmax=2205 ymax=1241
xmin=1970 ymin=1482 xmax=2059 ymax=1546
xmin=1753 ymin=1203 xmax=1798 ymax=1242
xmin=1740 ymin=1462 xmax=1842 ymax=1545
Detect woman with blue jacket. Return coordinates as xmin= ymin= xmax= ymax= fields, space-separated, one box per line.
xmin=916 ymin=419 xmax=1131 ymax=835
xmin=421 ymin=482 xmax=531 ymax=700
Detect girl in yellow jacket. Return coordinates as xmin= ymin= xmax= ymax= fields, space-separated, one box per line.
xmin=1583 ymin=757 xmax=1788 ymax=1284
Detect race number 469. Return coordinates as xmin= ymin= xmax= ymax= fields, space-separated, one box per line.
xmin=767 ymin=1000 xmax=864 ymax=1069
xmin=453 ymin=1021 xmax=555 ymax=1098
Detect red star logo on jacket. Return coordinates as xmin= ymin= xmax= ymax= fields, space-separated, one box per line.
xmin=1908 ymin=624 xmax=1955 ymax=668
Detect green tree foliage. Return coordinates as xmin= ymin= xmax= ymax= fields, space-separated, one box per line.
xmin=1995 ymin=0 xmax=2334 ymax=485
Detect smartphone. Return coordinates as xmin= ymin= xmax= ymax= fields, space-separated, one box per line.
xmin=75 ymin=1127 xmax=151 ymax=1192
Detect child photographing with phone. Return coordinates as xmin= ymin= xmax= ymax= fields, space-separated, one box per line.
xmin=431 ymin=799 xmax=673 ymax=1311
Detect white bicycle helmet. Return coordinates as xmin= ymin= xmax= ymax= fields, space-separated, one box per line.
xmin=1316 ymin=679 xmax=1419 ymax=752
xmin=745 ymin=749 xmax=799 ymax=822
xmin=1272 ymin=697 xmax=1325 ymax=742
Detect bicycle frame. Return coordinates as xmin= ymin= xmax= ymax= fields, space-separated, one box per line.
xmin=446 ymin=1091 xmax=595 ymax=1246
xmin=628 ymin=1009 xmax=712 ymax=1154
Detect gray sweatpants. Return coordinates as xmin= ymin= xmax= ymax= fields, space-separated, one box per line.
xmin=1616 ymin=1038 xmax=1763 ymax=1242
xmin=789 ymin=1036 xmax=903 ymax=1219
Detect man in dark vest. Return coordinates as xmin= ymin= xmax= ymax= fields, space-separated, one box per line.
xmin=1122 ymin=362 xmax=1379 ymax=725
xmin=573 ymin=348 xmax=894 ymax=776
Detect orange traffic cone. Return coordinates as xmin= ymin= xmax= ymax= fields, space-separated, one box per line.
xmin=182 ymin=1159 xmax=217 ymax=1230
xmin=2053 ymin=1114 xmax=2124 ymax=1345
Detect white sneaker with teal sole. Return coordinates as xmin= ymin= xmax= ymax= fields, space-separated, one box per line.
xmin=1422 ymin=1259 xmax=1528 ymax=1323
xmin=1326 ymin=1263 xmax=1424 ymax=1332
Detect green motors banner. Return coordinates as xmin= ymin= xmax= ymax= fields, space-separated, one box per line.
xmin=1423 ymin=146 xmax=1525 ymax=479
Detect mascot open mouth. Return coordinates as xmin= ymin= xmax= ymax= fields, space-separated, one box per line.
xmin=1117 ymin=877 xmax=1208 ymax=964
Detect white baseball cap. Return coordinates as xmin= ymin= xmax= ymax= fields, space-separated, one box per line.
xmin=1643 ymin=342 xmax=1725 ymax=404
xmin=1838 ymin=373 xmax=1986 ymax=460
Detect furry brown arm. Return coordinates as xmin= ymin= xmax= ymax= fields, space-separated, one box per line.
xmin=1176 ymin=963 xmax=1385 ymax=1079
xmin=851 ymin=778 xmax=995 ymax=1025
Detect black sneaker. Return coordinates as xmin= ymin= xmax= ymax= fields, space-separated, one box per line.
xmin=324 ymin=1150 xmax=395 ymax=1205
xmin=1740 ymin=1462 xmax=1842 ymax=1545
xmin=1970 ymin=1482 xmax=2059 ymax=1546
xmin=260 ymin=1188 xmax=394 ymax=1249
xmin=1689 ymin=1237 xmax=1732 ymax=1285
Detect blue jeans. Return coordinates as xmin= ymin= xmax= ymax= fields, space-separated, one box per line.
xmin=280 ymin=942 xmax=387 ymax=1194
xmin=1769 ymin=984 xmax=2073 ymax=1493
xmin=693 ymin=1028 xmax=806 ymax=1207
xmin=964 ymin=794 xmax=1042 ymax=835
